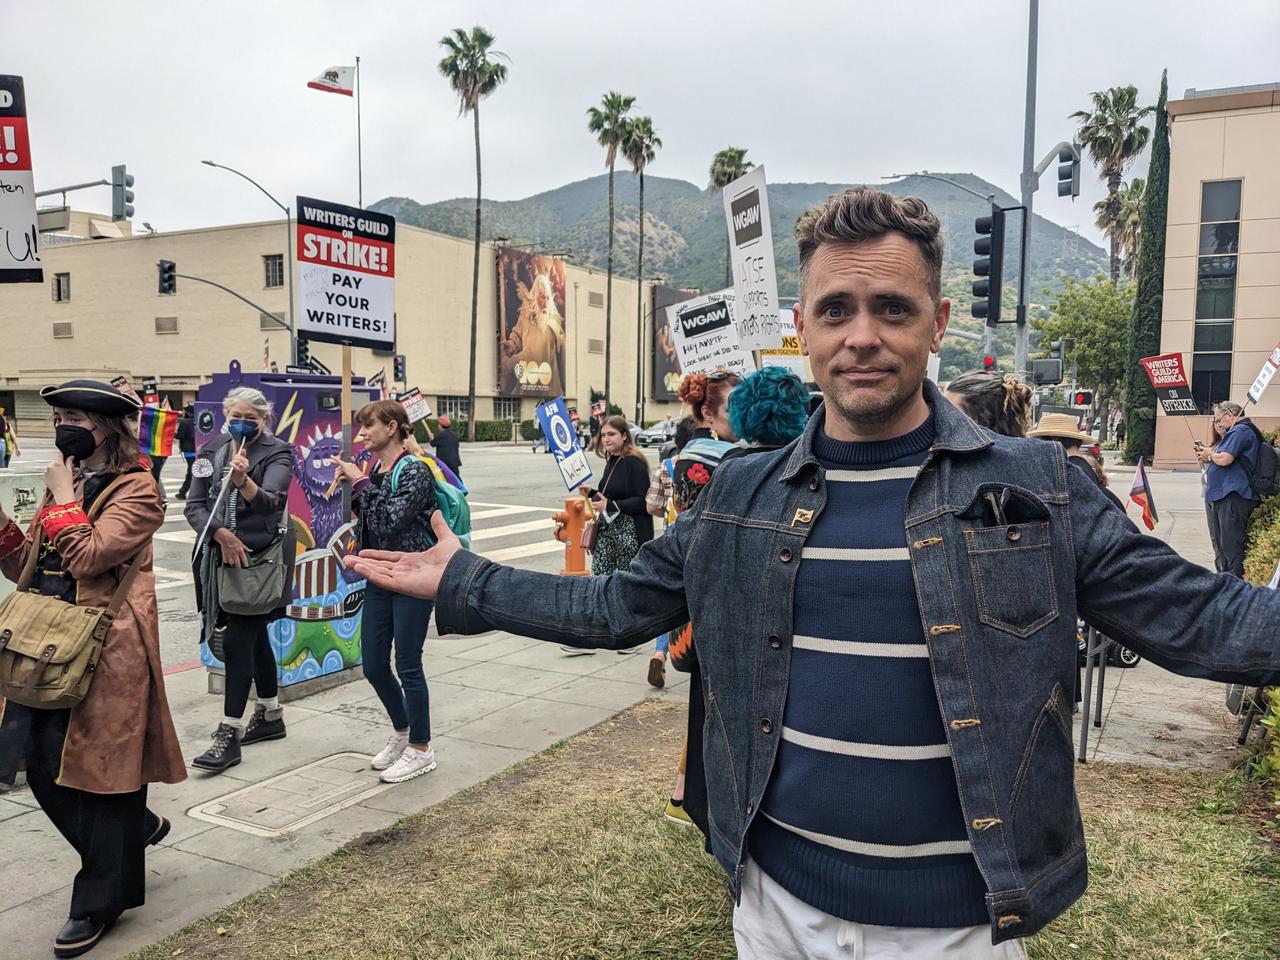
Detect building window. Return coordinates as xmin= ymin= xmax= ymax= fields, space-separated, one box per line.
xmin=264 ymin=255 xmax=284 ymax=289
xmin=588 ymin=291 xmax=604 ymax=308
xmin=588 ymin=338 xmax=605 ymax=354
xmin=52 ymin=322 xmax=74 ymax=339
xmin=154 ymin=317 xmax=179 ymax=335
xmin=436 ymin=395 xmax=471 ymax=421
xmin=52 ymin=272 xmax=70 ymax=302
xmin=493 ymin=397 xmax=521 ymax=421
xmin=1192 ymin=179 xmax=1241 ymax=414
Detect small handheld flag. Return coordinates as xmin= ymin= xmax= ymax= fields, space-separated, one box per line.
xmin=1127 ymin=456 xmax=1159 ymax=530
xmin=138 ymin=406 xmax=179 ymax=458
xmin=308 ymin=66 xmax=355 ymax=97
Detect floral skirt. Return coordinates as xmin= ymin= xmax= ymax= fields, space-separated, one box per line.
xmin=591 ymin=513 xmax=640 ymax=576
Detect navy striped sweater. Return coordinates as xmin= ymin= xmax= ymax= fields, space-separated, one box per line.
xmin=748 ymin=415 xmax=989 ymax=928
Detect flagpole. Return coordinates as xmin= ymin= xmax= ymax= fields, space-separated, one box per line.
xmin=355 ymin=56 xmax=363 ymax=209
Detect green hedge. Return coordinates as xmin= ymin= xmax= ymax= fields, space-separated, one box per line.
xmin=519 ymin=419 xmax=539 ymax=441
xmin=1242 ymin=426 xmax=1280 ymax=808
xmin=415 ymin=419 xmax=516 ymax=443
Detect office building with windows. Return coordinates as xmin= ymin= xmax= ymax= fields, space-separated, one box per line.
xmin=1156 ymin=82 xmax=1280 ymax=467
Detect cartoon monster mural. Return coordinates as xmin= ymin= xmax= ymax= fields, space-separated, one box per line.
xmin=293 ymin=424 xmax=346 ymax=546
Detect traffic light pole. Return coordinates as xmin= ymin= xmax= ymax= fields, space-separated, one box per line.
xmin=172 ymin=271 xmax=289 ymax=332
xmin=1015 ymin=0 xmax=1039 ymax=379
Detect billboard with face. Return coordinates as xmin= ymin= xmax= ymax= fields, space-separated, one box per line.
xmin=497 ymin=248 xmax=567 ymax=398
xmin=652 ymin=284 xmax=697 ymax=401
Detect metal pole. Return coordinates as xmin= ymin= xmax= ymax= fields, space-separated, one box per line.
xmin=285 ymin=205 xmax=296 ymax=365
xmin=1078 ymin=626 xmax=1097 ymax=763
xmin=355 ymin=57 xmax=363 ymax=209
xmin=1015 ymin=0 xmax=1039 ymax=377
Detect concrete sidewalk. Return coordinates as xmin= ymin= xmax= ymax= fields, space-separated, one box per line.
xmin=0 ymin=632 xmax=687 ymax=959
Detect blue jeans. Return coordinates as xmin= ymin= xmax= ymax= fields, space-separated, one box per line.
xmin=654 ymin=633 xmax=669 ymax=655
xmin=361 ymin=584 xmax=434 ymax=744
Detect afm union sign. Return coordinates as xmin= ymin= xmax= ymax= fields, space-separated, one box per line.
xmin=731 ymin=188 xmax=763 ymax=245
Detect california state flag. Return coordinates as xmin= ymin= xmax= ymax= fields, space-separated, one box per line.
xmin=308 ymin=66 xmax=355 ymax=97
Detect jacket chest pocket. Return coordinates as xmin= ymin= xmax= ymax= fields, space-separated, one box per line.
xmin=963 ymin=521 xmax=1058 ymax=637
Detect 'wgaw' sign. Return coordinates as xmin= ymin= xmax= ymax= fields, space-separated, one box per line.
xmin=722 ymin=165 xmax=782 ymax=351
xmin=669 ymin=290 xmax=755 ymax=378
xmin=296 ymin=196 xmax=396 ymax=351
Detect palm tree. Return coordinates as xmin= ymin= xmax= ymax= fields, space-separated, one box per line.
xmin=707 ymin=147 xmax=754 ymax=288
xmin=622 ymin=116 xmax=661 ymax=424
xmin=1093 ymin=178 xmax=1145 ymax=281
xmin=1072 ymin=86 xmax=1153 ymax=283
xmin=586 ymin=91 xmax=636 ymax=407
xmin=439 ymin=26 xmax=508 ymax=441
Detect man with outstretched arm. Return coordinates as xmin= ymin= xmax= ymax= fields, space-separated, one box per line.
xmin=347 ymin=187 xmax=1280 ymax=959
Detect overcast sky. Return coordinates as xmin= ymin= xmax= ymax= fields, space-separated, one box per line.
xmin=10 ymin=0 xmax=1279 ymax=245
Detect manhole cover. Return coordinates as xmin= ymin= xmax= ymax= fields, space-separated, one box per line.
xmin=188 ymin=752 xmax=392 ymax=837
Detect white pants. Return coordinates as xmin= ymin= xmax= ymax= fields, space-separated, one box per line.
xmin=733 ymin=861 xmax=1027 ymax=960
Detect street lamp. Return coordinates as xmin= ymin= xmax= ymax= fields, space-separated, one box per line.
xmin=201 ymin=160 xmax=296 ymax=365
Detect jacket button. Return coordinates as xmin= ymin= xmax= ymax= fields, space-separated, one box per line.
xmin=1006 ymin=526 xmax=1021 ymax=542
xmin=809 ymin=478 xmax=820 ymax=491
xmin=768 ymin=634 xmax=781 ymax=649
xmin=779 ymin=548 xmax=792 ymax=562
xmin=746 ymin=802 xmax=753 ymax=815
xmin=760 ymin=718 xmax=773 ymax=734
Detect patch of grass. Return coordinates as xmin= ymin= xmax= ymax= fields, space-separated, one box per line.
xmin=129 ymin=702 xmax=1280 ymax=960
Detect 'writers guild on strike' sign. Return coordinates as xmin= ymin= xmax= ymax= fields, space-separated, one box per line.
xmin=723 ymin=165 xmax=782 ymax=352
xmin=295 ymin=195 xmax=396 ymax=352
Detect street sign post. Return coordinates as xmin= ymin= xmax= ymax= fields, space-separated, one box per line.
xmin=537 ymin=397 xmax=592 ymax=492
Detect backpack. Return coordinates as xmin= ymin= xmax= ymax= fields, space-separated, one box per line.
xmin=1245 ymin=422 xmax=1280 ymax=499
xmin=390 ymin=455 xmax=472 ymax=549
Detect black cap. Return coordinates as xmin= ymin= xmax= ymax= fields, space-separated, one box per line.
xmin=40 ymin=379 xmax=142 ymax=418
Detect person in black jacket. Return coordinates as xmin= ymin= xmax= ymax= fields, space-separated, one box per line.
xmin=185 ymin=387 xmax=295 ymax=773
xmin=334 ymin=399 xmax=440 ymax=785
xmin=175 ymin=403 xmax=197 ymax=500
xmin=430 ymin=416 xmax=462 ymax=477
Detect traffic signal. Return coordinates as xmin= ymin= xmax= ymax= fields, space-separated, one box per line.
xmin=393 ymin=354 xmax=406 ymax=383
xmin=1073 ymin=390 xmax=1094 ymax=406
xmin=1029 ymin=359 xmax=1063 ymax=385
xmin=157 ymin=259 xmax=176 ymax=295
xmin=971 ymin=204 xmax=1006 ymax=328
xmin=1057 ymin=144 xmax=1081 ymax=199
xmin=983 ymin=355 xmax=996 ymax=371
xmin=112 ymin=164 xmax=135 ymax=221
xmin=1049 ymin=339 xmax=1065 ymax=361
xmin=296 ymin=336 xmax=311 ymax=367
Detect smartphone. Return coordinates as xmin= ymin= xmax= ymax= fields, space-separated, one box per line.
xmin=583 ymin=487 xmax=599 ymax=498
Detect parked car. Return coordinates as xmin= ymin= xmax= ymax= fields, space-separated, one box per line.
xmin=637 ymin=422 xmax=675 ymax=447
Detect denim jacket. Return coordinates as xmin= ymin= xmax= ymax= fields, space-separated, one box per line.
xmin=436 ymin=380 xmax=1280 ymax=944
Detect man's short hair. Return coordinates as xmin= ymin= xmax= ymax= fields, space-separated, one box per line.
xmin=795 ymin=187 xmax=944 ymax=302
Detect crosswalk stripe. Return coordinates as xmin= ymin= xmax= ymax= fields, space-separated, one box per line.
xmin=469 ymin=505 xmax=546 ymax=521
xmin=469 ymin=519 xmax=554 ymax=541
xmin=480 ymin=541 xmax=566 ymax=563
xmin=155 ymin=528 xmax=196 ymax=544
xmin=469 ymin=501 xmax=560 ymax=512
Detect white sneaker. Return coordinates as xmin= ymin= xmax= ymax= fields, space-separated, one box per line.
xmin=380 ymin=745 xmax=437 ymax=784
xmin=560 ymin=645 xmax=597 ymax=656
xmin=371 ymin=731 xmax=410 ymax=770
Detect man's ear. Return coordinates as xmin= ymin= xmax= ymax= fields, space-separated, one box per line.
xmin=793 ymin=304 xmax=809 ymax=356
xmin=931 ymin=297 xmax=951 ymax=353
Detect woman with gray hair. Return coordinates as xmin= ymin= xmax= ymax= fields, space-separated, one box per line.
xmin=184 ymin=386 xmax=295 ymax=772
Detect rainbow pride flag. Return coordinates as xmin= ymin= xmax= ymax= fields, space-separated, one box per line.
xmin=138 ymin=406 xmax=179 ymax=458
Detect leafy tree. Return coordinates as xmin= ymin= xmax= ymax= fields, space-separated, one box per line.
xmin=1072 ymin=86 xmax=1153 ymax=283
xmin=1033 ymin=275 xmax=1135 ymax=440
xmin=707 ymin=147 xmax=753 ymax=288
xmin=587 ymin=91 xmax=636 ymax=407
xmin=621 ymin=116 xmax=661 ymax=423
xmin=439 ymin=26 xmax=508 ymax=441
xmin=1123 ymin=71 xmax=1170 ymax=464
xmin=1093 ymin=178 xmax=1144 ymax=281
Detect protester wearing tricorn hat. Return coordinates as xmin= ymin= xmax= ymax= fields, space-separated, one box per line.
xmin=0 ymin=379 xmax=185 ymax=958
xmin=1029 ymin=412 xmax=1124 ymax=512
xmin=345 ymin=187 xmax=1280 ymax=958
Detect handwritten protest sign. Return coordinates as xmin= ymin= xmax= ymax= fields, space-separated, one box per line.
xmin=760 ymin=308 xmax=806 ymax=379
xmin=0 ymin=76 xmax=41 ymax=284
xmin=722 ymin=166 xmax=782 ymax=350
xmin=1247 ymin=343 xmax=1280 ymax=405
xmin=669 ymin=290 xmax=756 ymax=378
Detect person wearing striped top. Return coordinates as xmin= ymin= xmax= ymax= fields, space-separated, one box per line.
xmin=747 ymin=414 xmax=990 ymax=929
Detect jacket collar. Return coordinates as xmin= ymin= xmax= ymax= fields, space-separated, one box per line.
xmin=781 ymin=378 xmax=993 ymax=482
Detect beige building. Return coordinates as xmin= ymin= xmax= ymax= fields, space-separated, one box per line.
xmin=1157 ymin=82 xmax=1280 ymax=467
xmin=1 ymin=216 xmax=681 ymax=434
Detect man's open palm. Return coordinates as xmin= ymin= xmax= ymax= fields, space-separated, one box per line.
xmin=343 ymin=511 xmax=459 ymax=600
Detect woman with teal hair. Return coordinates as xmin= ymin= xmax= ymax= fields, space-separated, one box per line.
xmin=724 ymin=366 xmax=810 ymax=456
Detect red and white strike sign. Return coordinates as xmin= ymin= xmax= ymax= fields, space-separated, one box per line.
xmin=1140 ymin=353 xmax=1198 ymax=416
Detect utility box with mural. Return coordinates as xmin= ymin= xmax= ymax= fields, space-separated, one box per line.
xmin=194 ymin=361 xmax=379 ymax=696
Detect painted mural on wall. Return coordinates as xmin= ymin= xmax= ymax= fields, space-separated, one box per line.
xmin=195 ymin=363 xmax=378 ymax=685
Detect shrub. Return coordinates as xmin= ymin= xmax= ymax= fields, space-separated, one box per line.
xmin=519 ymin=419 xmax=539 ymax=441
xmin=1242 ymin=430 xmax=1280 ymax=811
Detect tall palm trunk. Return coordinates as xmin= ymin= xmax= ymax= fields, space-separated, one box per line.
xmin=604 ymin=163 xmax=615 ymax=406
xmin=1106 ymin=169 xmax=1122 ymax=284
xmin=466 ymin=103 xmax=482 ymax=442
xmin=634 ymin=169 xmax=645 ymax=424
xmin=724 ymin=236 xmax=732 ymax=289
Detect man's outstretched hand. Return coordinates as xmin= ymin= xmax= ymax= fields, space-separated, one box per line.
xmin=342 ymin=511 xmax=460 ymax=600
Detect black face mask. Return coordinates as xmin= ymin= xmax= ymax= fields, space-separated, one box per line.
xmin=55 ymin=425 xmax=98 ymax=462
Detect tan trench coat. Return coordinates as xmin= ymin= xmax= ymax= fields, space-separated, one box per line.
xmin=0 ymin=470 xmax=187 ymax=793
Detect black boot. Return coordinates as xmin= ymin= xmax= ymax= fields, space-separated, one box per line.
xmin=192 ymin=723 xmax=241 ymax=772
xmin=241 ymin=704 xmax=286 ymax=745
xmin=54 ymin=917 xmax=111 ymax=958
